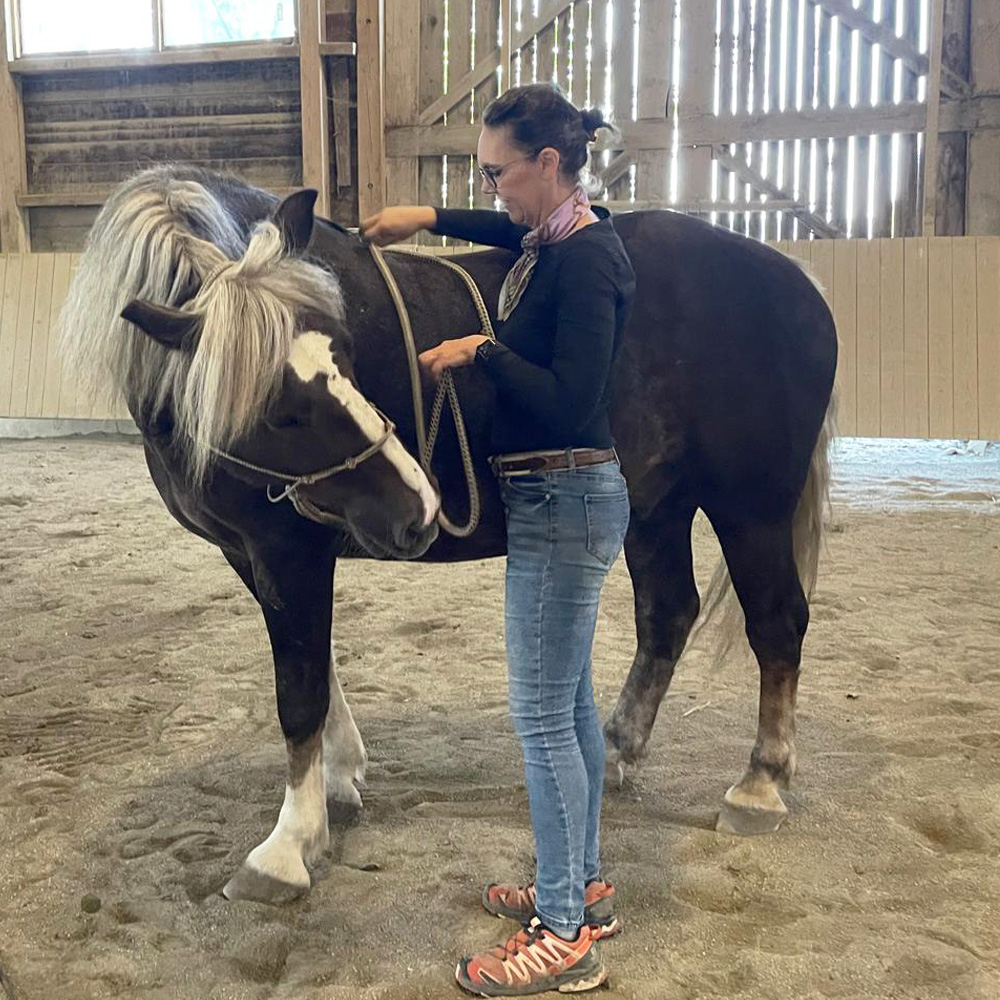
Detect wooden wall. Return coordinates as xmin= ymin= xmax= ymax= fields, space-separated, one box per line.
xmin=2 ymin=237 xmax=998 ymax=441
xmin=781 ymin=235 xmax=1000 ymax=438
xmin=0 ymin=2 xmax=361 ymax=253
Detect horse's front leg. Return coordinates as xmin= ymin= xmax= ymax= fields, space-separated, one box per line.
xmin=223 ymin=538 xmax=338 ymax=904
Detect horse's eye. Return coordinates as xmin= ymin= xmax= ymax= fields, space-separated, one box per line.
xmin=267 ymin=414 xmax=303 ymax=430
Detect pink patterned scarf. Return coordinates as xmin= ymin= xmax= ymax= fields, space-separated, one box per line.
xmin=497 ymin=185 xmax=594 ymax=321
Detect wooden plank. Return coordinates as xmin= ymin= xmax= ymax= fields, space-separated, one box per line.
xmin=328 ymin=56 xmax=353 ymax=192
xmin=536 ymin=15 xmax=557 ymax=85
xmin=810 ymin=239 xmax=835 ymax=311
xmin=872 ymin=0 xmax=896 ymax=238
xmin=41 ymin=253 xmax=73 ymax=417
xmin=384 ymin=2 xmax=420 ymax=207
xmin=719 ymin=0 xmax=735 ymax=117
xmin=829 ymin=14 xmax=853 ymax=237
xmin=975 ymin=237 xmax=1000 ymax=439
xmin=636 ymin=0 xmax=672 ymax=203
xmin=895 ymin=0 xmax=921 ymax=237
xmin=0 ymin=11 xmax=30 ymax=253
xmin=570 ymin=0 xmax=590 ymax=106
xmin=418 ymin=0 xmax=446 ymax=244
xmin=927 ymin=238 xmax=954 ymax=436
xmin=0 ymin=257 xmax=7 ymax=407
xmin=606 ymin=0 xmax=635 ymax=203
xmin=25 ymin=253 xmax=55 ymax=418
xmin=678 ymin=0 xmax=714 ymax=202
xmin=9 ymin=42 xmax=301 ymax=75
xmin=902 ymin=237 xmax=930 ymax=437
xmin=833 ymin=239 xmax=858 ymax=434
xmin=855 ymin=238 xmax=881 ymax=435
xmin=852 ymin=4 xmax=876 ymax=240
xmin=923 ymin=0 xmax=946 ymax=235
xmin=879 ymin=237 xmax=906 ymax=435
xmin=357 ymin=0 xmax=387 ymax=220
xmin=951 ymin=236 xmax=979 ymax=437
xmin=474 ymin=0 xmax=503 ymax=207
xmin=7 ymin=254 xmax=39 ymax=417
xmin=446 ymin=0 xmax=473 ymax=228
xmin=56 ymin=255 xmax=83 ymax=419
xmin=0 ymin=256 xmax=22 ymax=415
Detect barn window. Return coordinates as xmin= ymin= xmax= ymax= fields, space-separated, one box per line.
xmin=15 ymin=0 xmax=295 ymax=57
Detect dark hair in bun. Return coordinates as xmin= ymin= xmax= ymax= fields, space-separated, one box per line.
xmin=482 ymin=83 xmax=617 ymax=180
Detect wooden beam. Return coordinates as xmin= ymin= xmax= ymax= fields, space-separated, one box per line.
xmin=298 ymin=0 xmax=331 ymax=217
xmin=923 ymin=0 xmax=947 ymax=234
xmin=319 ymin=42 xmax=359 ymax=57
xmin=683 ymin=102 xmax=932 ymax=144
xmin=18 ymin=187 xmax=298 ymax=209
xmin=8 ymin=40 xmax=299 ymax=74
xmin=812 ymin=0 xmax=968 ymax=99
xmin=598 ymin=152 xmax=636 ymax=191
xmin=0 ymin=6 xmax=30 ymax=251
xmin=713 ymin=147 xmax=843 ymax=238
xmin=417 ymin=0 xmax=574 ymax=125
xmin=388 ymin=116 xmax=672 ymax=157
xmin=967 ymin=0 xmax=1000 ymax=233
xmin=356 ymin=0 xmax=386 ymax=220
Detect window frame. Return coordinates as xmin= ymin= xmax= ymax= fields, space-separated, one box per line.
xmin=8 ymin=0 xmax=298 ymax=61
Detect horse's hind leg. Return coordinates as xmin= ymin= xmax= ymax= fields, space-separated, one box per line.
xmin=605 ymin=505 xmax=700 ymax=778
xmin=323 ymin=653 xmax=367 ymax=822
xmin=711 ymin=516 xmax=807 ymax=835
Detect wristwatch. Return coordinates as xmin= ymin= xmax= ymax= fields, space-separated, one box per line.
xmin=475 ymin=338 xmax=498 ymax=365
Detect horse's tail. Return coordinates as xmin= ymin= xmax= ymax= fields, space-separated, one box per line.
xmin=57 ymin=166 xmax=244 ymax=407
xmin=692 ymin=391 xmax=837 ymax=661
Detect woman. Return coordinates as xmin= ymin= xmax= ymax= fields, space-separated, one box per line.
xmin=362 ymin=83 xmax=635 ymax=997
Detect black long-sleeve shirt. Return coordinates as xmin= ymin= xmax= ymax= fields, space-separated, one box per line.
xmin=432 ymin=205 xmax=636 ymax=456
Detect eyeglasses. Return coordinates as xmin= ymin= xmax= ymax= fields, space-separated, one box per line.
xmin=477 ymin=155 xmax=533 ymax=190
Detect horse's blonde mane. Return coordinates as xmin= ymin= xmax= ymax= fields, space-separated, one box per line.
xmin=58 ymin=166 xmax=343 ymax=482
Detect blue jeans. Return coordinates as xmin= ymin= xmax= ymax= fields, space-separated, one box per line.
xmin=499 ymin=458 xmax=630 ymax=938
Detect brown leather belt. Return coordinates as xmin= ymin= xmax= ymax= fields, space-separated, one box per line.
xmin=490 ymin=447 xmax=618 ymax=478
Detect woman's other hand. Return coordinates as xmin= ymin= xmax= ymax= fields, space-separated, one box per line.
xmin=360 ymin=206 xmax=438 ymax=246
xmin=418 ymin=336 xmax=490 ymax=381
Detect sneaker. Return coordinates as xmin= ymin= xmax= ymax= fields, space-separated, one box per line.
xmin=482 ymin=880 xmax=620 ymax=940
xmin=455 ymin=917 xmax=608 ymax=996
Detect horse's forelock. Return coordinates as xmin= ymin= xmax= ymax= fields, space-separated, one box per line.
xmin=58 ymin=166 xmax=344 ymax=486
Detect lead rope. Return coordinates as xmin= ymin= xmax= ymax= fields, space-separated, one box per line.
xmin=366 ymin=243 xmax=496 ymax=538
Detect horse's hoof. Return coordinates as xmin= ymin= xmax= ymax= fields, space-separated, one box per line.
xmin=222 ymin=865 xmax=309 ymax=905
xmin=326 ymin=777 xmax=363 ymax=826
xmin=604 ymin=756 xmax=625 ymax=789
xmin=715 ymin=783 xmax=788 ymax=836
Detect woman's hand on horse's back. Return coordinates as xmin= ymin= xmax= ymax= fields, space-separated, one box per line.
xmin=361 ymin=206 xmax=437 ymax=246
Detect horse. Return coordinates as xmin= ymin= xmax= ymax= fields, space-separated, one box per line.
xmin=58 ymin=164 xmax=837 ymax=905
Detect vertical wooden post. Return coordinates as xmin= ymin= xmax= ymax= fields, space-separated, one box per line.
xmin=636 ymin=0 xmax=673 ymax=203
xmin=356 ymin=0 xmax=386 ymax=222
xmin=384 ymin=0 xmax=420 ymax=208
xmin=678 ymin=0 xmax=714 ymax=203
xmin=967 ymin=0 xmax=1000 ymax=234
xmin=922 ymin=0 xmax=946 ymax=235
xmin=500 ymin=0 xmax=513 ymax=93
xmin=0 ymin=0 xmax=29 ymax=252
xmin=299 ymin=0 xmax=332 ymax=218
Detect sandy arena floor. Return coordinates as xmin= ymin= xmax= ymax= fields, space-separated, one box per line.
xmin=1 ymin=435 xmax=998 ymax=1000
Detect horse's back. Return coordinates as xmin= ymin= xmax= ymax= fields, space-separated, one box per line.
xmin=611 ymin=211 xmax=837 ymax=517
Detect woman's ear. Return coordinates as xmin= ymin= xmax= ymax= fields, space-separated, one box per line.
xmin=537 ymin=146 xmax=562 ymax=180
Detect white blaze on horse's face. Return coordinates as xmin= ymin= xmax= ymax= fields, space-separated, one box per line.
xmin=287 ymin=331 xmax=439 ymax=527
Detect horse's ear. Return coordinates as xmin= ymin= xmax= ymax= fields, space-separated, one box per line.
xmin=273 ymin=189 xmax=318 ymax=253
xmin=121 ymin=299 xmax=201 ymax=351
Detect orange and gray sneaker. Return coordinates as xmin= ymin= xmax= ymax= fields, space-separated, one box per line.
xmin=455 ymin=916 xmax=607 ymax=996
xmin=482 ymin=880 xmax=620 ymax=940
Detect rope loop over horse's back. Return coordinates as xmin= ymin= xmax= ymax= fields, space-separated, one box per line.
xmin=367 ymin=243 xmax=497 ymax=539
